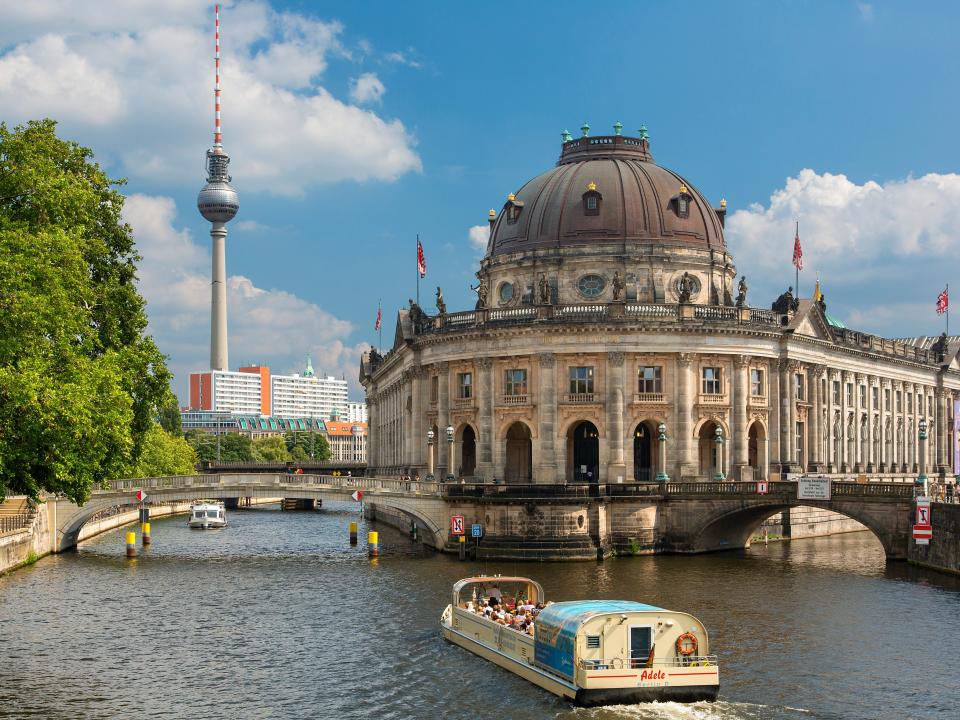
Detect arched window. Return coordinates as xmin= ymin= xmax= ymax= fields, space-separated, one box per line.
xmin=675 ymin=183 xmax=692 ymax=219
xmin=505 ymin=193 xmax=524 ymax=225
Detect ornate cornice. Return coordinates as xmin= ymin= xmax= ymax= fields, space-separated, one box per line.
xmin=538 ymin=352 xmax=555 ymax=368
xmin=678 ymin=352 xmax=694 ymax=367
xmin=734 ymin=354 xmax=751 ymax=368
xmin=608 ymin=351 xmax=625 ymax=367
xmin=477 ymin=357 xmax=494 ymax=370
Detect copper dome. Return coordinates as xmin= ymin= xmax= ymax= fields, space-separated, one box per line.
xmin=486 ymin=134 xmax=726 ymax=258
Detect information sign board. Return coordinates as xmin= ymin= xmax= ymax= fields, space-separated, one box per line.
xmin=471 ymin=523 xmax=482 ymax=538
xmin=135 ymin=489 xmax=147 ymax=502
xmin=351 ymin=490 xmax=363 ymax=502
xmin=797 ymin=476 xmax=832 ymax=501
xmin=756 ymin=481 xmax=769 ymax=495
xmin=915 ymin=497 xmax=931 ymax=527
xmin=451 ymin=515 xmax=465 ymax=535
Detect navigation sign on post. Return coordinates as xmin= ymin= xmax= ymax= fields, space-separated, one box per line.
xmin=913 ymin=497 xmax=932 ymax=544
xmin=135 ymin=489 xmax=147 ymax=502
xmin=797 ymin=476 xmax=832 ymax=501
xmin=451 ymin=515 xmax=465 ymax=536
xmin=471 ymin=523 xmax=483 ymax=538
xmin=756 ymin=481 xmax=769 ymax=495
xmin=351 ymin=490 xmax=363 ymax=502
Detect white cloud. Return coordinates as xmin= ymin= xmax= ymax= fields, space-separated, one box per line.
xmin=725 ymin=169 xmax=960 ymax=337
xmin=857 ymin=2 xmax=875 ymax=22
xmin=468 ymin=224 xmax=489 ymax=250
xmin=124 ymin=193 xmax=364 ymax=401
xmin=233 ymin=219 xmax=271 ymax=232
xmin=384 ymin=49 xmax=421 ymax=68
xmin=0 ymin=0 xmax=421 ymax=194
xmin=349 ymin=72 xmax=385 ymax=105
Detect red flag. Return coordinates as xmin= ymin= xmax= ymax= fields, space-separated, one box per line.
xmin=375 ymin=304 xmax=381 ymax=331
xmin=417 ymin=237 xmax=426 ymax=278
xmin=937 ymin=288 xmax=949 ymax=315
xmin=792 ymin=225 xmax=803 ymax=271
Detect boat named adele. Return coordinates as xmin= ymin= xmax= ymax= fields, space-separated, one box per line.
xmin=440 ymin=576 xmax=719 ymax=706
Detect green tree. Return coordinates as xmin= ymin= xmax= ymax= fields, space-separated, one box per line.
xmin=284 ymin=430 xmax=331 ymax=461
xmin=156 ymin=394 xmax=183 ymax=435
xmin=0 ymin=120 xmax=170 ymax=503
xmin=132 ymin=424 xmax=197 ymax=477
xmin=251 ymin=436 xmax=288 ymax=462
xmin=184 ymin=431 xmax=253 ymax=463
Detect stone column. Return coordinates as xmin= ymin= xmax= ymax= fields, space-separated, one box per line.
xmin=769 ymin=361 xmax=781 ymax=473
xmin=852 ymin=373 xmax=864 ymax=472
xmin=437 ymin=361 xmax=450 ymax=477
xmin=779 ymin=359 xmax=794 ymax=472
xmin=866 ymin=375 xmax=877 ymax=472
xmin=536 ymin=352 xmax=558 ymax=483
xmin=476 ymin=357 xmax=495 ymax=481
xmin=676 ymin=353 xmax=697 ymax=478
xmin=936 ymin=388 xmax=948 ymax=477
xmin=733 ymin=355 xmax=750 ymax=478
xmin=809 ymin=365 xmax=823 ymax=472
xmin=607 ymin=351 xmax=627 ymax=483
xmin=409 ymin=367 xmax=423 ymax=472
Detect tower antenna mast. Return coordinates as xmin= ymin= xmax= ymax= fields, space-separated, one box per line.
xmin=197 ymin=3 xmax=240 ymax=371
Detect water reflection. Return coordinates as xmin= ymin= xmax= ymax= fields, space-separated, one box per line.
xmin=0 ymin=502 xmax=956 ymax=720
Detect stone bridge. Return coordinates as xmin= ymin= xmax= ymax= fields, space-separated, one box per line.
xmin=50 ymin=477 xmax=917 ymax=561
xmin=53 ymin=474 xmax=450 ymax=552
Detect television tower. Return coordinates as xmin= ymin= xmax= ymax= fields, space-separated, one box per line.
xmin=197 ymin=4 xmax=239 ymax=371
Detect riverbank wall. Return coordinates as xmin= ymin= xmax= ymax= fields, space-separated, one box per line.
xmin=1 ymin=496 xmax=281 ymax=575
xmin=908 ymin=503 xmax=960 ymax=575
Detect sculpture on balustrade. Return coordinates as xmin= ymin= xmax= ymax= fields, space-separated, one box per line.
xmin=932 ymin=331 xmax=949 ymax=363
xmin=408 ymin=298 xmax=429 ymax=333
xmin=677 ymin=271 xmax=694 ymax=304
xmin=435 ymin=286 xmax=447 ymax=315
xmin=538 ymin=273 xmax=551 ymax=304
xmin=771 ymin=286 xmax=799 ymax=314
xmin=471 ymin=273 xmax=488 ymax=310
xmin=612 ymin=271 xmax=625 ymax=301
xmin=368 ymin=347 xmax=383 ymax=368
xmin=735 ymin=275 xmax=748 ymax=307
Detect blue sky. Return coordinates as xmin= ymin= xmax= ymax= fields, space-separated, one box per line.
xmin=3 ymin=1 xmax=960 ymax=402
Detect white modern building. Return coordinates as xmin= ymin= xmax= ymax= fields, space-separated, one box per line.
xmin=347 ymin=401 xmax=368 ymax=423
xmin=271 ymin=369 xmax=348 ymax=420
xmin=189 ymin=369 xmax=263 ymax=415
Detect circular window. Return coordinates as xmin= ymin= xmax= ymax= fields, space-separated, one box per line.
xmin=577 ymin=274 xmax=606 ymax=298
xmin=498 ymin=282 xmax=514 ymax=304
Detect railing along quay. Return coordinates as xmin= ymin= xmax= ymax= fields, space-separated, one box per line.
xmin=0 ymin=514 xmax=31 ymax=536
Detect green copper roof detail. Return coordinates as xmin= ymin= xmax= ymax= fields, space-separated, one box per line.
xmin=304 ymin=354 xmax=315 ymax=377
xmin=825 ymin=312 xmax=847 ymax=329
xmin=561 ymin=129 xmax=572 ymax=143
xmin=613 ymin=121 xmax=623 ymax=136
xmin=581 ymin=121 xmax=590 ymax=137
xmin=638 ymin=125 xmax=649 ymax=141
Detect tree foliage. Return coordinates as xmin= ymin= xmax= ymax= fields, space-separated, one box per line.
xmin=251 ymin=436 xmax=288 ymax=462
xmin=284 ymin=430 xmax=331 ymax=461
xmin=184 ymin=431 xmax=253 ymax=463
xmin=0 ymin=120 xmax=171 ymax=504
xmin=132 ymin=424 xmax=197 ymax=477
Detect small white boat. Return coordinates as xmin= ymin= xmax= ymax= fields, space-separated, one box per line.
xmin=441 ymin=575 xmax=719 ymax=706
xmin=188 ymin=501 xmax=226 ymax=529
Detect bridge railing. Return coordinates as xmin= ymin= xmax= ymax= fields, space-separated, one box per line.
xmin=0 ymin=514 xmax=31 ymax=536
xmin=94 ymin=474 xmax=446 ymax=498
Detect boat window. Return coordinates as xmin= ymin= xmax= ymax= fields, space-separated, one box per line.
xmin=194 ymin=511 xmax=204 ymax=518
xmin=586 ymin=635 xmax=601 ymax=649
xmin=629 ymin=626 xmax=653 ymax=668
xmin=207 ymin=510 xmax=219 ymax=518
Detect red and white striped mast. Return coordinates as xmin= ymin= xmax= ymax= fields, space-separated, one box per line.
xmin=197 ymin=3 xmax=240 ymax=372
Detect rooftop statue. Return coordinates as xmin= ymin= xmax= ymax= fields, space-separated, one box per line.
xmin=735 ymin=275 xmax=748 ymax=308
xmin=612 ymin=271 xmax=625 ymax=301
xmin=436 ymin=286 xmax=447 ymax=315
xmin=677 ymin=272 xmax=694 ymax=304
xmin=471 ymin=274 xmax=488 ymax=310
xmin=772 ymin=286 xmax=799 ymax=315
xmin=538 ymin=274 xmax=551 ymax=305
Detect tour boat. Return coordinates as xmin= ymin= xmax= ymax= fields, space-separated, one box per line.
xmin=440 ymin=576 xmax=719 ymax=706
xmin=187 ymin=501 xmax=226 ymax=529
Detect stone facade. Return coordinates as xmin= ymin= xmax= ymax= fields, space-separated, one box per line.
xmin=361 ymin=130 xmax=960 ymax=485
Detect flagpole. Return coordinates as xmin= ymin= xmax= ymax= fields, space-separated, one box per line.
xmin=416 ymin=233 xmax=420 ymax=306
xmin=948 ymin=283 xmax=950 ymax=337
xmin=795 ymin=220 xmax=799 ymax=297
xmin=378 ymin=298 xmax=382 ymax=354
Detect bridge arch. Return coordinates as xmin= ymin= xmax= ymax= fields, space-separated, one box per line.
xmin=687 ymin=499 xmax=906 ymax=559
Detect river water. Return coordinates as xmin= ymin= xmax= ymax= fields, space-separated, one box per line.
xmin=1 ymin=503 xmax=958 ymax=720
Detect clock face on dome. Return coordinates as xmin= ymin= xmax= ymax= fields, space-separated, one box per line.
xmin=577 ymin=274 xmax=606 ymax=299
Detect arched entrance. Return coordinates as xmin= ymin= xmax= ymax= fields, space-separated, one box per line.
xmin=698 ymin=421 xmax=721 ymax=479
xmin=459 ymin=425 xmax=476 ymax=477
xmin=747 ymin=421 xmax=765 ymax=479
xmin=633 ymin=421 xmax=654 ymax=482
xmin=504 ymin=422 xmax=532 ymax=483
xmin=568 ymin=421 xmax=599 ymax=482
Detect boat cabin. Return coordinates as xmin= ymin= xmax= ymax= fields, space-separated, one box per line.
xmin=451 ymin=576 xmax=544 ymax=611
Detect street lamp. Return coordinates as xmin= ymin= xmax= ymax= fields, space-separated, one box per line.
xmin=655 ymin=422 xmax=670 ymax=482
xmin=713 ymin=425 xmax=726 ymax=481
xmin=446 ymin=425 xmax=455 ymax=482
xmin=917 ymin=417 xmax=928 ymax=497
xmin=426 ymin=428 xmax=435 ymax=481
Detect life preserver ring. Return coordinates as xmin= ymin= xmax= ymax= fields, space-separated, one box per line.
xmin=676 ymin=632 xmax=698 ymax=656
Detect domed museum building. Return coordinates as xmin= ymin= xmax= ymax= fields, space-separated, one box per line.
xmin=360 ymin=126 xmax=960 ymax=486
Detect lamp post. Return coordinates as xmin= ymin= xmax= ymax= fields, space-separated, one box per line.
xmin=427 ymin=428 xmax=435 ymax=481
xmin=655 ymin=422 xmax=670 ymax=482
xmin=917 ymin=417 xmax=928 ymax=497
xmin=446 ymin=425 xmax=455 ymax=482
xmin=713 ymin=425 xmax=726 ymax=481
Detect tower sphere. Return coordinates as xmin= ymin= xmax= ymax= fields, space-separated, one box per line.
xmin=197 ymin=180 xmax=240 ymax=223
